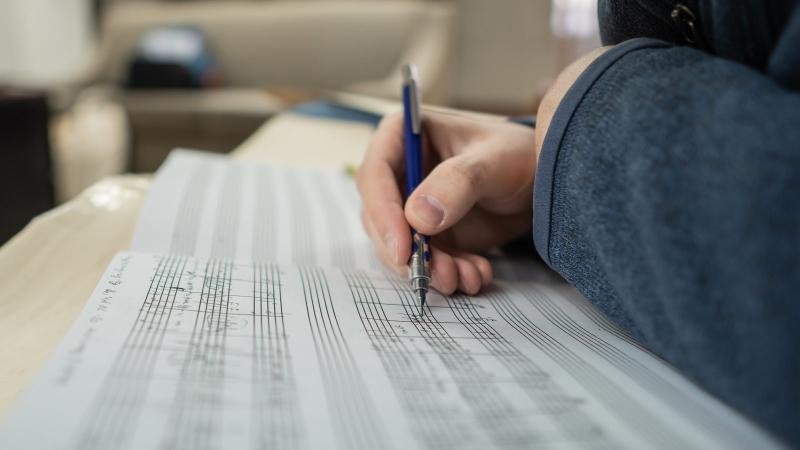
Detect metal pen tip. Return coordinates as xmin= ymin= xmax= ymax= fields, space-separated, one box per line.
xmin=417 ymin=291 xmax=426 ymax=316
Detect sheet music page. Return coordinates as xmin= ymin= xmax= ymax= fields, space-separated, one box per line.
xmin=131 ymin=149 xmax=381 ymax=269
xmin=0 ymin=252 xmax=778 ymax=449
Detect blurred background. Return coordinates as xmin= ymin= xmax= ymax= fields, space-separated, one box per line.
xmin=0 ymin=0 xmax=599 ymax=244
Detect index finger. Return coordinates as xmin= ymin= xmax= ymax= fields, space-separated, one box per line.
xmin=356 ymin=113 xmax=412 ymax=266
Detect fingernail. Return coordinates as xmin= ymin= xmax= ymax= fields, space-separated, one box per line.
xmin=411 ymin=195 xmax=445 ymax=228
xmin=383 ymin=234 xmax=399 ymax=265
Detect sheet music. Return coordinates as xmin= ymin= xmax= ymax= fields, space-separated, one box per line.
xmin=2 ymin=150 xmax=780 ymax=448
xmin=132 ymin=150 xmax=381 ymax=269
xmin=130 ymin=150 xmax=551 ymax=283
xmin=1 ymin=252 xmax=778 ymax=449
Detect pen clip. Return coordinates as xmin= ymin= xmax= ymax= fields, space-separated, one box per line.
xmin=402 ymin=64 xmax=422 ymax=134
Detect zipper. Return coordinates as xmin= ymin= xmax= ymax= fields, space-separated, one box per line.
xmin=670 ymin=3 xmax=709 ymax=50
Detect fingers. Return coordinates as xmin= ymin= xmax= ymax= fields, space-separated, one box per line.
xmin=357 ymin=113 xmax=411 ymax=267
xmin=429 ymin=247 xmax=457 ymax=294
xmin=360 ymin=209 xmax=405 ymax=274
xmin=428 ymin=246 xmax=493 ymax=296
xmin=359 ymin=111 xmax=517 ymax=296
xmin=459 ymin=252 xmax=493 ymax=289
xmin=454 ymin=258 xmax=481 ymax=295
xmin=404 ymin=131 xmax=535 ymax=236
xmin=361 ymin=212 xmax=494 ymax=297
xmin=404 ymin=116 xmax=535 ymax=238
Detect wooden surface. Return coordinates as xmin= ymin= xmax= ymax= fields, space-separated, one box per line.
xmin=234 ymin=112 xmax=374 ymax=167
xmin=0 ymin=176 xmax=149 ymax=418
xmin=0 ymin=112 xmax=376 ymax=420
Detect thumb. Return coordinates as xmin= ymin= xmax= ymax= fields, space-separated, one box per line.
xmin=405 ymin=154 xmax=486 ymax=235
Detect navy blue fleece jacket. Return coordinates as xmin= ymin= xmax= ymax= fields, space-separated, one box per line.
xmin=533 ymin=0 xmax=800 ymax=445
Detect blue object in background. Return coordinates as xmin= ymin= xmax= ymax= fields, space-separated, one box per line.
xmin=127 ymin=25 xmax=222 ymax=89
xmin=291 ymin=101 xmax=382 ymax=127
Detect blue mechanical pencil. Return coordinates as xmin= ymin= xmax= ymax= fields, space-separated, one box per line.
xmin=402 ymin=64 xmax=431 ymax=316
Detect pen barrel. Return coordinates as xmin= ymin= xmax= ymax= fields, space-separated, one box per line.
xmin=402 ymin=85 xmax=423 ymax=197
xmin=409 ymin=231 xmax=431 ymax=292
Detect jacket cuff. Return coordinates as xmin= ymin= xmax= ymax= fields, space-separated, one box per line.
xmin=532 ymin=37 xmax=672 ymax=266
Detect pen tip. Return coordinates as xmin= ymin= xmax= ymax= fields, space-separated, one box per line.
xmin=418 ymin=292 xmax=426 ymax=317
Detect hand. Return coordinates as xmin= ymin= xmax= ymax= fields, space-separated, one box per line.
xmin=357 ymin=111 xmax=536 ymax=295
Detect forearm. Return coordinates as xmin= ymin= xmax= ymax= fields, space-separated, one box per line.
xmin=534 ymin=41 xmax=800 ymax=442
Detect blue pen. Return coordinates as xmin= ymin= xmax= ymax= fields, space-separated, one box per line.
xmin=402 ymin=64 xmax=431 ymax=316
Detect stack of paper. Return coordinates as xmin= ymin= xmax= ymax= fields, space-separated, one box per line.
xmin=0 ymin=151 xmax=779 ymax=449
